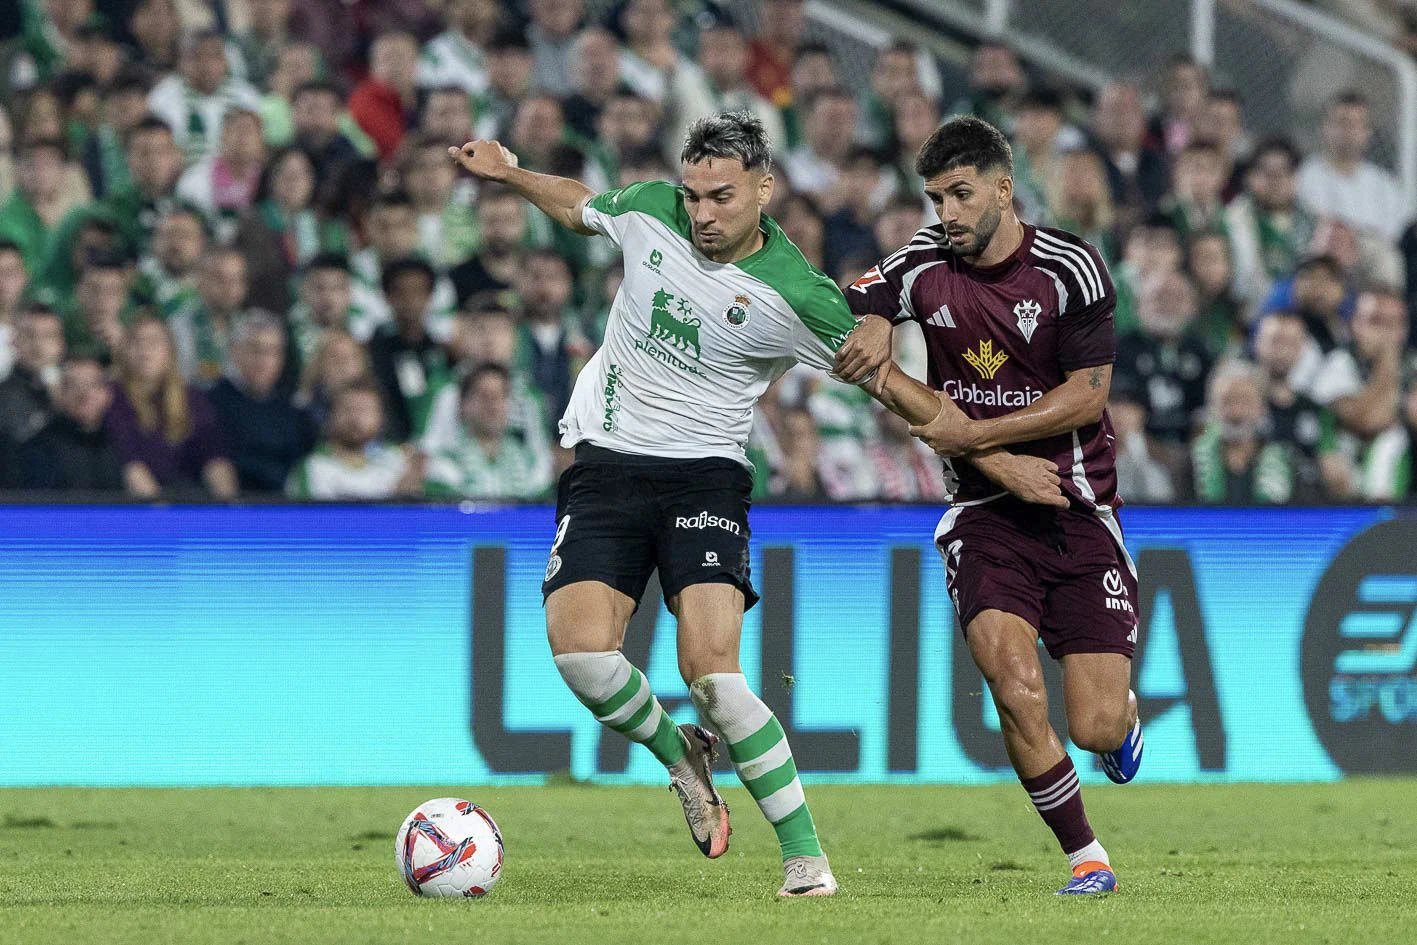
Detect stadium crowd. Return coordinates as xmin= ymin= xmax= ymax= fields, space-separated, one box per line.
xmin=0 ymin=0 xmax=1414 ymax=503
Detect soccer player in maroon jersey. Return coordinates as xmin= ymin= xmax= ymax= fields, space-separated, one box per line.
xmin=838 ymin=117 xmax=1144 ymax=895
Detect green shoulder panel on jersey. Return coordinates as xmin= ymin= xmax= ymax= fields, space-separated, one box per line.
xmin=586 ymin=180 xmax=692 ymax=240
xmin=737 ymin=215 xmax=857 ymax=350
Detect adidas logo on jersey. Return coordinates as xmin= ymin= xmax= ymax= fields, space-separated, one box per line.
xmin=925 ymin=304 xmax=955 ymax=329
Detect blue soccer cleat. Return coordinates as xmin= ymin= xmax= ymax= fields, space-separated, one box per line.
xmin=1057 ymin=862 xmax=1119 ymax=895
xmin=1100 ymin=691 xmax=1143 ymax=784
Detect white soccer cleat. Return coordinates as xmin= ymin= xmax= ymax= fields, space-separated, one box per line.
xmin=778 ymin=854 xmax=838 ymax=897
xmin=668 ymin=724 xmax=731 ymax=858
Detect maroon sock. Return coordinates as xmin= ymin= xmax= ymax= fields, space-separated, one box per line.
xmin=1020 ymin=755 xmax=1095 ymax=856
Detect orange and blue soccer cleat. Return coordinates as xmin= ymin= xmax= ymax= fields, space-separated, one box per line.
xmin=1057 ymin=861 xmax=1119 ymax=895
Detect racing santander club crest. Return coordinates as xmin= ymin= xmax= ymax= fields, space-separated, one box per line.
xmin=724 ymin=293 xmax=750 ymax=328
xmin=1013 ymin=299 xmax=1041 ymax=343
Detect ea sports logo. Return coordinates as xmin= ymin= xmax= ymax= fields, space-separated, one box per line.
xmin=1301 ymin=519 xmax=1417 ymax=773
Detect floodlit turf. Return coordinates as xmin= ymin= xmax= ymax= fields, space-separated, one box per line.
xmin=0 ymin=780 xmax=1413 ymax=944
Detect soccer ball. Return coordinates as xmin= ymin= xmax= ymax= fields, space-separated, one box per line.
xmin=395 ymin=797 xmax=505 ymax=898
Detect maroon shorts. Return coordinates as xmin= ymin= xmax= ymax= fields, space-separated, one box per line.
xmin=934 ymin=499 xmax=1139 ymax=660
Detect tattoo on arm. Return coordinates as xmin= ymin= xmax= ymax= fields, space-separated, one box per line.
xmin=1089 ymin=366 xmax=1104 ymax=390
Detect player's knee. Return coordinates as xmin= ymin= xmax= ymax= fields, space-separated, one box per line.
xmin=991 ymin=675 xmax=1049 ymax=730
xmin=1069 ymin=708 xmax=1129 ymax=753
xmin=678 ymin=643 xmax=739 ymax=684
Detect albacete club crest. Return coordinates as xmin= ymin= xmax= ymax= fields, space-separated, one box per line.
xmin=1013 ymin=299 xmax=1041 ymax=343
xmin=724 ymin=293 xmax=750 ymax=328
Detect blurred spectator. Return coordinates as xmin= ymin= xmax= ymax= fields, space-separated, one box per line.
xmin=0 ymin=303 xmax=63 ymax=446
xmin=1115 ymin=269 xmax=1213 ymax=450
xmin=424 ymin=363 xmax=551 ymax=498
xmin=147 ymin=30 xmax=262 ymax=165
xmin=1148 ymin=54 xmax=1208 ymax=156
xmin=367 ymin=257 xmax=451 ymax=441
xmin=420 ymin=85 xmax=477 ymax=151
xmin=291 ymin=80 xmax=363 ymax=178
xmin=823 ymin=147 xmax=888 ymax=275
xmin=209 ymin=312 xmax=317 ymax=492
xmin=81 ymin=70 xmax=151 ymax=201
xmin=863 ymin=406 xmax=947 ymax=501
xmin=747 ymin=0 xmax=807 ymax=107
xmin=698 ymin=19 xmax=787 ymax=152
xmin=515 ymin=249 xmax=582 ymax=431
xmin=1011 ymin=88 xmax=1078 ymax=224
xmin=0 ymin=241 xmax=29 ymax=380
xmin=1297 ymin=91 xmax=1408 ymax=242
xmin=55 ymin=115 xmax=184 ymax=270
xmin=779 ymin=41 xmax=837 ymax=151
xmin=350 ymin=31 xmax=420 ymax=161
xmin=260 ymin=45 xmax=325 ymax=149
xmin=774 ymin=405 xmax=827 ymax=499
xmin=1226 ymin=137 xmax=1315 ymax=312
xmin=65 ymin=252 xmax=131 ymax=361
xmin=287 ymin=0 xmax=441 ymax=82
xmin=779 ymin=193 xmax=826 ymax=270
xmin=1253 ymin=311 xmax=1330 ymax=493
xmin=1109 ymin=390 xmax=1177 ymax=503
xmin=449 ymin=185 xmax=525 ymax=306
xmin=887 ymin=90 xmax=940 ymax=201
xmin=288 ymin=253 xmax=380 ymax=365
xmin=1186 ymin=231 xmax=1244 ymax=359
xmin=170 ymin=247 xmax=248 ymax=384
xmin=471 ymin=26 xmax=534 ymax=141
xmin=1279 ymin=253 xmax=1350 ymax=353
xmin=1161 ymin=142 xmax=1227 ymax=241
xmin=948 ymin=42 xmax=1027 ymax=133
xmin=1310 ymin=288 xmax=1414 ymax=500
xmin=874 ymin=195 xmax=930 ymax=260
xmin=859 ymin=41 xmax=928 ymax=150
xmin=1195 ymin=88 xmax=1249 ymax=200
xmin=400 ymin=135 xmax=477 ymax=268
xmin=231 ymin=0 xmax=294 ymax=89
xmin=0 ymin=138 xmax=70 ymax=271
xmin=1189 ymin=360 xmax=1296 ymax=504
xmin=507 ymin=94 xmax=576 ymax=174
xmin=416 ymin=0 xmax=498 ymax=97
xmin=107 ymin=316 xmax=238 ymax=498
xmin=126 ymin=0 xmax=181 ymax=76
xmin=423 ymin=302 xmax=549 ymax=457
xmin=1113 ymin=215 xmax=1182 ymax=334
xmin=295 ymin=328 xmax=373 ymax=429
xmin=351 ymin=190 xmax=457 ymax=327
xmin=16 ymin=355 xmax=123 ymax=491
xmin=527 ymin=0 xmax=584 ymax=97
xmin=595 ymin=90 xmax=661 ymax=171
xmin=132 ymin=204 xmax=206 ymax=317
xmin=563 ymin=28 xmax=622 ymax=142
xmin=1087 ymin=83 xmax=1168 ymax=229
xmin=177 ymin=106 xmax=266 ymax=236
xmin=286 ymin=381 xmax=424 ymax=499
xmin=782 ymin=87 xmax=858 ymax=204
xmin=1045 ymin=149 xmax=1119 ymax=263
xmin=232 ymin=145 xmax=341 ymax=315
xmin=614 ymin=0 xmax=714 ymax=160
xmin=0 ymin=105 xmax=12 ymax=197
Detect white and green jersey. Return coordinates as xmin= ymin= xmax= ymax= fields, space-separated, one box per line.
xmin=286 ymin=443 xmax=410 ymax=500
xmin=564 ymin=179 xmax=858 ymax=465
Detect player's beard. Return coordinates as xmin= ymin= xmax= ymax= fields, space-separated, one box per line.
xmin=949 ymin=202 xmax=1003 ymax=259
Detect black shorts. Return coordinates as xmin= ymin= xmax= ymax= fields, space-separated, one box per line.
xmin=541 ymin=444 xmax=759 ymax=610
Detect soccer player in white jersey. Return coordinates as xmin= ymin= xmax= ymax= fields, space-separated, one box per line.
xmin=450 ymin=112 xmax=1066 ymax=897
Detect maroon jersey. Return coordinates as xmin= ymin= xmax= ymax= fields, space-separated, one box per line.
xmin=848 ymin=222 xmax=1121 ymax=510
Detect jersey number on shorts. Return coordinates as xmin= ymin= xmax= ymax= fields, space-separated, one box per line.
xmin=545 ymin=515 xmax=570 ymax=583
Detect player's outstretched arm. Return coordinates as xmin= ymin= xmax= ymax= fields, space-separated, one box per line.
xmin=870 ymin=361 xmax=1067 ymax=508
xmin=909 ymin=363 xmax=1111 ymax=457
xmin=449 ymin=141 xmax=598 ymax=236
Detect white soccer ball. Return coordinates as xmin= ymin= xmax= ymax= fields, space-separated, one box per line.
xmin=395 ymin=797 xmax=505 ymax=898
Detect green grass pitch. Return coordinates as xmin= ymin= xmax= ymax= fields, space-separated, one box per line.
xmin=0 ymin=780 xmax=1413 ymax=944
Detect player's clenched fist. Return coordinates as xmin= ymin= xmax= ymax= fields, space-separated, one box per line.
xmin=448 ymin=140 xmax=519 ymax=181
xmin=992 ymin=455 xmax=1068 ymax=508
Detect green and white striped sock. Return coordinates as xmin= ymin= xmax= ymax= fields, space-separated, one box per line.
xmin=554 ymin=651 xmax=686 ymax=767
xmin=690 ymin=672 xmax=823 ymax=859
